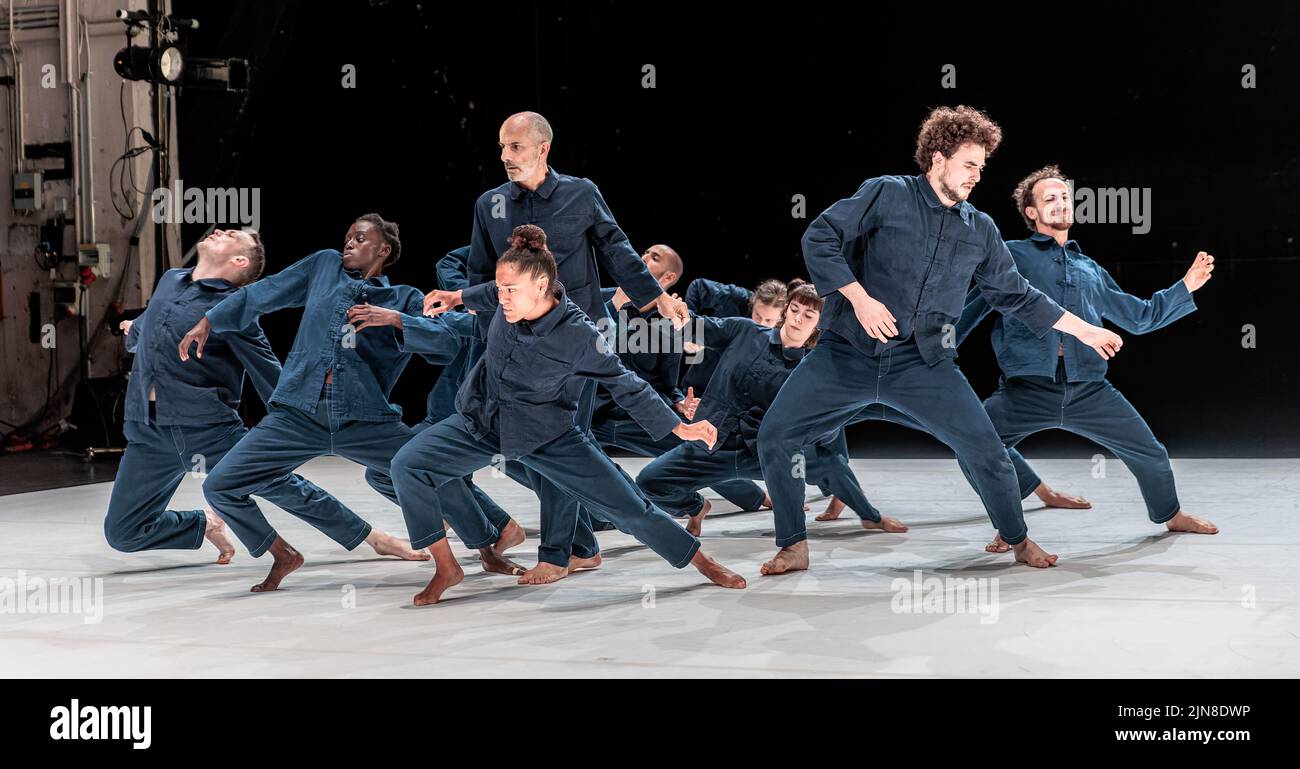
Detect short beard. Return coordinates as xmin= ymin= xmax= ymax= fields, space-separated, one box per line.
xmin=939 ymin=178 xmax=967 ymax=203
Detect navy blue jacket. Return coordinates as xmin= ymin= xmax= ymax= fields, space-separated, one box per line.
xmin=126 ymin=268 xmax=280 ymax=426
xmin=685 ymin=278 xmax=753 ymax=320
xmin=205 ymin=249 xmax=461 ymax=421
xmin=802 ymin=174 xmax=1065 ymax=365
xmin=456 ymin=286 xmax=680 ymax=459
xmin=957 ymin=233 xmax=1196 ymax=381
xmin=690 ymin=316 xmax=807 ymax=453
xmin=594 ymin=287 xmax=684 ymax=419
xmin=462 ymin=167 xmax=665 ymax=340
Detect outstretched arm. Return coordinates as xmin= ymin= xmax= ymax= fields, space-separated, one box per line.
xmin=1098 ymin=251 xmax=1209 ymax=334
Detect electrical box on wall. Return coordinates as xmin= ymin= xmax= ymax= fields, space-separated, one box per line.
xmin=78 ymin=243 xmax=112 ymax=278
xmin=52 ymin=280 xmax=81 ymax=318
xmin=13 ymin=172 xmax=43 ymax=211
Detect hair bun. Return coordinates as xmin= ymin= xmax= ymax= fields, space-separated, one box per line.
xmin=509 ymin=224 xmax=548 ymax=251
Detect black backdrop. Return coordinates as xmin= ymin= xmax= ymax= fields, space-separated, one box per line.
xmin=169 ymin=1 xmax=1300 ymax=457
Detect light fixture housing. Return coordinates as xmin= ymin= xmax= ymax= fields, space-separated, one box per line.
xmin=113 ymin=44 xmax=184 ymax=85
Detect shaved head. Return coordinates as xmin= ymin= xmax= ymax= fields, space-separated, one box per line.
xmin=504 ymin=111 xmax=554 ymax=144
xmin=653 ymin=245 xmax=682 ymax=282
xmin=642 ymin=244 xmax=683 ymax=290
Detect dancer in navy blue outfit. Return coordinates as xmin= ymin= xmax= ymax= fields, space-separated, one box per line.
xmin=394 ymin=225 xmax=745 ymax=605
xmin=107 ymin=229 xmax=288 ymax=563
xmin=637 ymin=281 xmax=904 ymax=537
xmin=757 ymin=106 xmax=1126 ymax=574
xmin=959 ymin=166 xmax=1219 ymax=549
xmin=427 ymin=112 xmax=693 ymax=583
xmin=178 ymin=215 xmax=474 ymax=592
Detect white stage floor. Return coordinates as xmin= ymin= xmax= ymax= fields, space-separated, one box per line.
xmin=1 ymin=457 xmax=1296 ymax=678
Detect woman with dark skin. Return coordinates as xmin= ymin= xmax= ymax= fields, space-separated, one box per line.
xmin=179 ymin=215 xmax=525 ymax=593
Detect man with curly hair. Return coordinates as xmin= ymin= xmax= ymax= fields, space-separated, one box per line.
xmin=758 ymin=105 xmax=1126 ymax=574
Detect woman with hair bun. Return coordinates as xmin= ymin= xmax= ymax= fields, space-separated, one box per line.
xmin=391 ymin=224 xmax=747 ymax=606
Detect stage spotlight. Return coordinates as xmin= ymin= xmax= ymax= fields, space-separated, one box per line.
xmin=113 ymin=43 xmax=184 ymax=85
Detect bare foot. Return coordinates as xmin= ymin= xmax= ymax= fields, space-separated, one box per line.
xmin=861 ymin=515 xmax=908 ymax=533
xmin=760 ymin=541 xmax=809 ymax=576
xmin=414 ymin=548 xmax=465 ymax=606
xmin=479 ymin=547 xmax=527 ymax=576
xmin=690 ymin=550 xmax=746 ymax=588
xmin=686 ymin=498 xmax=711 ymax=537
xmin=815 ymin=496 xmax=846 ymax=521
xmin=517 ymin=561 xmax=569 ymax=585
xmin=1165 ymin=511 xmax=1219 ymax=534
xmin=366 ymin=529 xmax=431 ymax=561
xmin=567 ymin=553 xmax=603 ymax=574
xmin=1034 ymin=483 xmax=1091 ymax=509
xmin=250 ymin=537 xmax=304 ymax=592
xmin=1011 ymin=537 xmax=1059 ymax=568
xmin=203 ymin=508 xmax=236 ymax=564
xmin=493 ymin=519 xmax=526 ymax=555
xmin=985 ymin=533 xmax=1012 ymax=553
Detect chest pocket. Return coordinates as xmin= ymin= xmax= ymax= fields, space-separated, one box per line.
xmin=508 ymin=343 xmax=572 ymax=400
xmin=1074 ymin=261 xmax=1107 ymax=318
xmin=543 ymin=215 xmax=590 ymax=285
xmin=741 ymin=352 xmax=794 ymax=410
xmin=945 ymin=237 xmax=986 ymax=289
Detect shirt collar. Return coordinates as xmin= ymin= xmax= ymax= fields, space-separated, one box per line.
xmin=508 ymin=166 xmax=560 ymax=201
xmin=518 ymin=286 xmax=568 ymax=336
xmin=182 ymin=267 xmax=235 ymax=291
xmin=914 ymin=173 xmax=974 ymax=225
xmin=1029 ymin=231 xmax=1082 ymax=254
xmin=768 ymin=325 xmax=808 ymax=361
xmin=342 ymin=267 xmax=391 ymax=287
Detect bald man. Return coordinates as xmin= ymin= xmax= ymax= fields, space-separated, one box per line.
xmin=425 ymin=111 xmax=690 ymax=585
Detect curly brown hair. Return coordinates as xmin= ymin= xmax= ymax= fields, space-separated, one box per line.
xmin=913 ymin=105 xmax=1003 ymax=173
xmin=1011 ymin=165 xmax=1068 ymax=231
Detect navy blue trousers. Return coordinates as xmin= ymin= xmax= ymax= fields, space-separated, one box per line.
xmin=758 ymin=333 xmax=1028 ymax=547
xmin=964 ymin=363 xmax=1180 ymax=523
xmin=637 ymin=439 xmax=880 ymax=522
xmin=390 ymin=414 xmax=701 ymax=568
xmin=203 ymin=385 xmax=413 ymax=557
xmin=591 ymin=413 xmax=768 ymax=512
